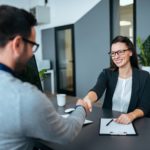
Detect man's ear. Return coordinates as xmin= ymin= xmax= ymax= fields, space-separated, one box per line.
xmin=12 ymin=36 xmax=24 ymax=57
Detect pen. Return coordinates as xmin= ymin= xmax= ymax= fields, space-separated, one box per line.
xmin=106 ymin=119 xmax=113 ymax=126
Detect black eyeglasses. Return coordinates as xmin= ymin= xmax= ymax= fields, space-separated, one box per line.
xmin=22 ymin=38 xmax=39 ymax=53
xmin=108 ymin=49 xmax=129 ymax=57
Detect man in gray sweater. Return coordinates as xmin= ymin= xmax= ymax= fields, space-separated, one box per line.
xmin=0 ymin=5 xmax=88 ymax=150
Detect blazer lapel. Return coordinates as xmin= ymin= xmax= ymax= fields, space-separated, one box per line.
xmin=128 ymin=68 xmax=139 ymax=112
xmin=110 ymin=70 xmax=118 ymax=109
xmin=111 ymin=71 xmax=118 ymax=94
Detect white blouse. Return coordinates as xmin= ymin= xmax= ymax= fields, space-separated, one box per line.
xmin=112 ymin=76 xmax=132 ymax=113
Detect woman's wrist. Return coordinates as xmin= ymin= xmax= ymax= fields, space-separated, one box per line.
xmin=130 ymin=112 xmax=136 ymax=121
xmin=130 ymin=109 xmax=144 ymax=121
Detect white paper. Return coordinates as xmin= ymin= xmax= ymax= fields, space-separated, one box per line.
xmin=100 ymin=118 xmax=136 ymax=135
xmin=61 ymin=114 xmax=93 ymax=125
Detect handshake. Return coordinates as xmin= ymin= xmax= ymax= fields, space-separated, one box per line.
xmin=76 ymin=98 xmax=92 ymax=113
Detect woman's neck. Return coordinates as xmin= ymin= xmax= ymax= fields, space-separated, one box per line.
xmin=119 ymin=64 xmax=132 ymax=79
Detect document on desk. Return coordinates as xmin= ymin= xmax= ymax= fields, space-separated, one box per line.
xmin=61 ymin=114 xmax=93 ymax=125
xmin=99 ymin=118 xmax=136 ymax=135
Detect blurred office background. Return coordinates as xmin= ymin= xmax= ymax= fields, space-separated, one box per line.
xmin=1 ymin=0 xmax=150 ymax=98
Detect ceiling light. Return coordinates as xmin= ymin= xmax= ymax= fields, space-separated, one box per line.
xmin=120 ymin=21 xmax=131 ymax=26
xmin=120 ymin=0 xmax=133 ymax=6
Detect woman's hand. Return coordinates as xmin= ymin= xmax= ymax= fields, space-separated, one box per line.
xmin=83 ymin=98 xmax=92 ymax=112
xmin=82 ymin=91 xmax=97 ymax=112
xmin=115 ymin=113 xmax=135 ymax=124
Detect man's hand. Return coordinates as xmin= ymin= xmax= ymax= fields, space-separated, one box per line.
xmin=115 ymin=113 xmax=135 ymax=124
xmin=76 ymin=99 xmax=89 ymax=113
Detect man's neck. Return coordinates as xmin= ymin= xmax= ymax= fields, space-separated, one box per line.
xmin=0 ymin=53 xmax=15 ymax=71
xmin=0 ymin=61 xmax=15 ymax=71
xmin=0 ymin=63 xmax=16 ymax=76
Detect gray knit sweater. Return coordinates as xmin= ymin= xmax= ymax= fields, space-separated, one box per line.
xmin=0 ymin=71 xmax=86 ymax=150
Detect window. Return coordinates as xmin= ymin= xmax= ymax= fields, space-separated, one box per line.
xmin=111 ymin=0 xmax=135 ymax=42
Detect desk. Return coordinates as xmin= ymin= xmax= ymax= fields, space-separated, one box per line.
xmin=36 ymin=96 xmax=150 ymax=150
xmin=45 ymin=69 xmax=55 ymax=94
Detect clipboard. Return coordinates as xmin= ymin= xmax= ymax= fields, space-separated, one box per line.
xmin=99 ymin=118 xmax=137 ymax=136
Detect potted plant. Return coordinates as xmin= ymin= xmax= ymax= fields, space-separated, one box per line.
xmin=39 ymin=69 xmax=48 ymax=80
xmin=39 ymin=68 xmax=49 ymax=89
xmin=137 ymin=35 xmax=150 ymax=73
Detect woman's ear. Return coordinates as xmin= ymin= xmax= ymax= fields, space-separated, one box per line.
xmin=129 ymin=51 xmax=133 ymax=56
xmin=12 ymin=36 xmax=24 ymax=57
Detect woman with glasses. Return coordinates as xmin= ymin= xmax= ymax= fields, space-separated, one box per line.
xmin=81 ymin=35 xmax=150 ymax=124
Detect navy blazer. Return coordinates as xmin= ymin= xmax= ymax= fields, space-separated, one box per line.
xmin=90 ymin=68 xmax=150 ymax=116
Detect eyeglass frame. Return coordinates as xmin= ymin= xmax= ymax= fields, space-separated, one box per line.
xmin=108 ymin=49 xmax=129 ymax=57
xmin=22 ymin=38 xmax=39 ymax=53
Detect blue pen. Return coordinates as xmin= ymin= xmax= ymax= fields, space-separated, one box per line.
xmin=106 ymin=119 xmax=113 ymax=126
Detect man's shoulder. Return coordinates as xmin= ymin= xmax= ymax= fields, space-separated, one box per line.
xmin=19 ymin=82 xmax=46 ymax=103
xmin=9 ymin=76 xmax=47 ymax=107
xmin=0 ymin=72 xmax=50 ymax=107
xmin=13 ymin=77 xmax=41 ymax=97
xmin=18 ymin=81 xmax=52 ymax=115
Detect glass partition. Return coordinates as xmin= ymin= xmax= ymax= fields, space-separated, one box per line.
xmin=55 ymin=25 xmax=76 ymax=96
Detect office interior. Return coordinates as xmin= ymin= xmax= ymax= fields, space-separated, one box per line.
xmin=1 ymin=0 xmax=150 ymax=98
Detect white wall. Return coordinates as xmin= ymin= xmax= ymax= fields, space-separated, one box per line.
xmin=50 ymin=0 xmax=102 ymax=27
xmin=0 ymin=0 xmax=30 ymax=10
xmin=0 ymin=0 xmax=102 ymax=64
xmin=0 ymin=0 xmax=101 ymax=28
xmin=29 ymin=0 xmax=45 ymax=7
xmin=38 ymin=0 xmax=102 ymax=30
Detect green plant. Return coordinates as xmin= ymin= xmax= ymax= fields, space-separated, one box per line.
xmin=137 ymin=36 xmax=150 ymax=66
xmin=39 ymin=69 xmax=48 ymax=81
